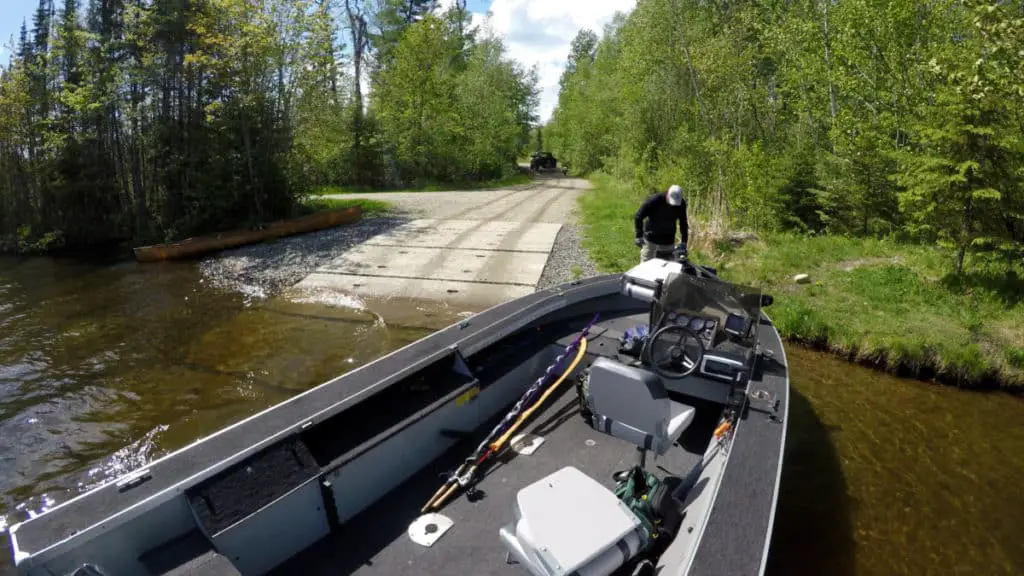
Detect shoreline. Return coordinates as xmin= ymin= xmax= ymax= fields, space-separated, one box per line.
xmin=572 ymin=174 xmax=1024 ymax=393
xmin=777 ymin=334 xmax=1021 ymax=395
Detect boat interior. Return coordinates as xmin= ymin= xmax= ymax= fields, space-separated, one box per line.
xmin=11 ymin=261 xmax=787 ymax=576
xmin=271 ymin=262 xmax=772 ymax=576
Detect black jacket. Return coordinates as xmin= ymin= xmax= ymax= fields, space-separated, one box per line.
xmin=634 ymin=193 xmax=688 ymax=246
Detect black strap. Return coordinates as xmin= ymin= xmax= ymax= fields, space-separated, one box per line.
xmin=616 ymin=538 xmax=632 ymax=563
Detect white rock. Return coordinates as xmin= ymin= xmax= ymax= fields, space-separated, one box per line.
xmin=793 ymin=273 xmax=811 ymax=284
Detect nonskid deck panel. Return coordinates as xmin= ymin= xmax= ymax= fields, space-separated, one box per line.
xmin=687 ymin=316 xmax=789 ymax=576
xmin=272 ymin=331 xmax=717 ymax=575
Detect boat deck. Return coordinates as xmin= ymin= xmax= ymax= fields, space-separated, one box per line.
xmin=273 ymin=320 xmax=719 ymax=575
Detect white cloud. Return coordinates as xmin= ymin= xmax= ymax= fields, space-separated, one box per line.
xmin=477 ymin=0 xmax=636 ymax=123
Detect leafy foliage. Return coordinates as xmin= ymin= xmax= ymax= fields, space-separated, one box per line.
xmin=0 ymin=0 xmax=535 ymax=251
xmin=546 ymin=0 xmax=1024 ymax=272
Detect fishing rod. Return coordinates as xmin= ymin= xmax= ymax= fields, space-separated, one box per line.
xmin=422 ymin=313 xmax=600 ymax=513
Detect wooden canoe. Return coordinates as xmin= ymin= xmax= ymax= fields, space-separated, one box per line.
xmin=132 ymin=206 xmax=363 ymax=263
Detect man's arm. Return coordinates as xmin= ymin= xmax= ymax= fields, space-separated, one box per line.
xmin=634 ymin=196 xmax=653 ymax=239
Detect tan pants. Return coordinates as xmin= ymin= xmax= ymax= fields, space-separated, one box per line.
xmin=640 ymin=241 xmax=675 ymax=262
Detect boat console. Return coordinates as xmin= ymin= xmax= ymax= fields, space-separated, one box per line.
xmin=618 ymin=257 xmax=765 ymax=403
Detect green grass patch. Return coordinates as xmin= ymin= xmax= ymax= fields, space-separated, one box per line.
xmin=297 ymin=196 xmax=394 ymax=217
xmin=577 ymin=174 xmax=1024 ymax=390
xmin=310 ymin=173 xmax=532 ymax=196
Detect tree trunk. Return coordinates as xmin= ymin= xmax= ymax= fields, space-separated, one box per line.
xmin=957 ymin=192 xmax=974 ymax=275
xmin=821 ymin=0 xmax=837 ymax=129
xmin=345 ymin=0 xmax=367 ymax=183
xmin=130 ymin=81 xmax=147 ymax=238
xmin=679 ymin=29 xmax=708 ymax=128
xmin=241 ymin=111 xmax=262 ymax=223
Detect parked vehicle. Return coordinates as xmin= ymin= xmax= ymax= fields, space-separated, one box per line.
xmin=530 ymin=151 xmax=568 ymax=175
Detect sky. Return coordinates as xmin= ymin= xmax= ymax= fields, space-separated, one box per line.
xmin=0 ymin=0 xmax=637 ymax=122
xmin=455 ymin=0 xmax=636 ymax=122
xmin=0 ymin=0 xmax=38 ymax=61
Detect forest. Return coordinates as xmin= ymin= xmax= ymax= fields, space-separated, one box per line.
xmin=0 ymin=0 xmax=538 ymax=252
xmin=546 ymin=0 xmax=1023 ymax=274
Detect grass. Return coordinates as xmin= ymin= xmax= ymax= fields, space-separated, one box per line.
xmin=297 ymin=196 xmax=395 ymax=217
xmin=310 ymin=173 xmax=532 ymax=196
xmin=577 ymin=174 xmax=1024 ymax=391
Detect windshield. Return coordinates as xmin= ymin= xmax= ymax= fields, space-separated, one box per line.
xmin=654 ymin=269 xmax=763 ymax=350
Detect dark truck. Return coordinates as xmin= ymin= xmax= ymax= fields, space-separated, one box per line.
xmin=529 ymin=151 xmax=568 ymax=175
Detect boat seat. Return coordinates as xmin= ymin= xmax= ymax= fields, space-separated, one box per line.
xmin=586 ymin=356 xmax=695 ymax=456
xmin=499 ymin=466 xmax=648 ymax=576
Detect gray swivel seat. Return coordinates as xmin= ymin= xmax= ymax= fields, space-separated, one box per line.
xmin=585 ymin=356 xmax=695 ymax=465
xmin=497 ymin=357 xmax=695 ymax=576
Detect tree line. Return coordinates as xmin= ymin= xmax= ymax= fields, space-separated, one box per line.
xmin=0 ymin=0 xmax=538 ymax=252
xmin=547 ymin=0 xmax=1023 ymax=273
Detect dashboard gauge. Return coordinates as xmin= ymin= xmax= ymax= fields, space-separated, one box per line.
xmin=676 ymin=314 xmax=690 ymax=326
xmin=704 ymin=319 xmax=716 ymax=330
xmin=666 ymin=311 xmax=678 ymax=322
xmin=688 ymin=317 xmax=704 ymax=331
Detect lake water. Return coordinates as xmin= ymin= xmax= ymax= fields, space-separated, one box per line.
xmin=0 ymin=255 xmax=1021 ymax=574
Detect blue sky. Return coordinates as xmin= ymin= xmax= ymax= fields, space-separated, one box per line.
xmin=0 ymin=0 xmax=636 ymax=122
xmin=1 ymin=0 xmax=37 ymax=58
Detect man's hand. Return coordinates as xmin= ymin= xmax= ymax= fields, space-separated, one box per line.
xmin=635 ymin=237 xmax=644 ymax=247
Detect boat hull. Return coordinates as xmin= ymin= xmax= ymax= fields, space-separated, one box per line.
xmin=7 ymin=273 xmax=789 ymax=576
xmin=132 ymin=206 xmax=363 ymax=263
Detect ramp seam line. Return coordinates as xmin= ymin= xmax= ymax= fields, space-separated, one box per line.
xmin=308 ymin=270 xmax=539 ymax=288
xmin=356 ymin=244 xmax=552 ymax=254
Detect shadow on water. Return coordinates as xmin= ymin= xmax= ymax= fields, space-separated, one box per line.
xmin=766 ymin=386 xmax=856 ymax=576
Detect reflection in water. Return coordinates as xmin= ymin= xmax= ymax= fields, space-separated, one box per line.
xmin=770 ymin=346 xmax=1024 ymax=576
xmin=0 ymin=255 xmax=432 ymax=539
xmin=767 ymin=387 xmax=856 ymax=576
xmin=1 ymin=255 xmax=1023 ymax=576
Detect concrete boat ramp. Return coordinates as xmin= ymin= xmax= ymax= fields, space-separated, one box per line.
xmin=295 ymin=218 xmax=561 ymax=306
xmin=288 ymin=177 xmax=589 ymax=314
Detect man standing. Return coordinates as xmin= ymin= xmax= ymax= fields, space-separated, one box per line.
xmin=634 ymin=184 xmax=689 ymax=262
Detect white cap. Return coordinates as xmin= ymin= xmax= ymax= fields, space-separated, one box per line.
xmin=666 ymin=184 xmax=683 ymax=206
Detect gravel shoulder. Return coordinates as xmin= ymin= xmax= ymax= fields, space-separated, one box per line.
xmin=536 ymin=218 xmax=600 ymax=290
xmin=198 ymin=214 xmax=414 ymax=301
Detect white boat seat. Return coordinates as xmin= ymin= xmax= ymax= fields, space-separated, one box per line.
xmin=586 ymin=356 xmax=695 ymax=455
xmin=499 ymin=466 xmax=648 ymax=576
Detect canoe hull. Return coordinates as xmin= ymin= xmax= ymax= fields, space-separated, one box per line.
xmin=132 ymin=206 xmax=363 ymax=263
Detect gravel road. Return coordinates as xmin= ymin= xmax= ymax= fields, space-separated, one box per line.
xmin=199 ymin=174 xmax=600 ymax=301
xmin=321 ymin=177 xmax=588 ymax=223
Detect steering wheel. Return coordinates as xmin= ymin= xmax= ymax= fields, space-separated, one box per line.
xmin=643 ymin=324 xmax=706 ymax=379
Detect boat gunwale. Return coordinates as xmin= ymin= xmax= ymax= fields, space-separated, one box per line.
xmin=682 ymin=313 xmax=789 ymax=576
xmin=756 ymin=312 xmax=790 ymax=576
xmin=315 ymin=373 xmax=482 ymax=474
